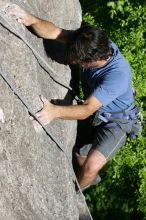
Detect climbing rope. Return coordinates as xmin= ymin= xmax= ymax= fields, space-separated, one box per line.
xmin=0 ymin=11 xmax=93 ymax=220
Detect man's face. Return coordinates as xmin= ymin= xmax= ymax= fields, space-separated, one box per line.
xmin=80 ymin=61 xmax=98 ymax=68
xmin=79 ymin=59 xmax=107 ymax=68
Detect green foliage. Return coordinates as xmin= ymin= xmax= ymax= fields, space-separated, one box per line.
xmin=80 ymin=0 xmax=146 ymax=219
xmin=83 ymin=13 xmax=96 ymax=26
xmin=85 ymin=135 xmax=146 ymax=219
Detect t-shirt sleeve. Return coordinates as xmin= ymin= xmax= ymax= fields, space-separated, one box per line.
xmin=92 ymin=71 xmax=128 ymax=106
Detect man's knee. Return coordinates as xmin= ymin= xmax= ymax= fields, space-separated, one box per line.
xmin=82 ymin=150 xmax=106 ymax=176
xmin=83 ymin=161 xmax=101 ymax=177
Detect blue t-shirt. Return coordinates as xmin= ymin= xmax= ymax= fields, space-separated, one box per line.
xmin=81 ymin=42 xmax=134 ymax=113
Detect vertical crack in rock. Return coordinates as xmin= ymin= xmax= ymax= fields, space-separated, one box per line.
xmin=0 ymin=0 xmax=93 ymax=219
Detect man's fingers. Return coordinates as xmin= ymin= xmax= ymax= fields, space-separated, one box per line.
xmin=36 ymin=112 xmax=41 ymax=118
xmin=29 ymin=116 xmax=34 ymax=120
xmin=1 ymin=4 xmax=10 ymax=12
xmin=6 ymin=9 xmax=22 ymax=17
xmin=39 ymin=95 xmax=49 ymax=106
xmin=17 ymin=18 xmax=23 ymax=24
xmin=29 ymin=95 xmax=51 ymax=127
xmin=31 ymin=116 xmax=49 ymax=126
xmin=4 ymin=4 xmax=26 ymax=18
xmin=29 ymin=114 xmax=41 ymax=121
xmin=40 ymin=95 xmax=47 ymax=102
xmin=5 ymin=4 xmax=20 ymax=11
xmin=4 ymin=4 xmax=19 ymax=13
xmin=32 ymin=119 xmax=42 ymax=130
xmin=29 ymin=111 xmax=43 ymax=120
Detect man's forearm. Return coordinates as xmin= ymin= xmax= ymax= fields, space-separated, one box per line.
xmin=5 ymin=4 xmax=64 ymax=41
xmin=30 ymin=16 xmax=62 ymax=40
xmin=34 ymin=96 xmax=101 ymax=125
xmin=54 ymin=96 xmax=102 ymax=121
xmin=54 ymin=104 xmax=94 ymax=120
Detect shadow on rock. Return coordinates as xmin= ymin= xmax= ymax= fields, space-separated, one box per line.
xmin=43 ymin=39 xmax=67 ymax=64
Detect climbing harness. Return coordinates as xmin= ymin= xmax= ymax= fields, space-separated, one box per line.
xmin=92 ymin=103 xmax=142 ymax=139
xmin=0 ymin=11 xmax=93 ymax=220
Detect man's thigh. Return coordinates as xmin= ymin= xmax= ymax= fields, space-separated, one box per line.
xmin=78 ymin=124 xmax=127 ymax=161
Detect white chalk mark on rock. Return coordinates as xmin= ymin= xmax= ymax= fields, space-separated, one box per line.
xmin=0 ymin=108 xmax=5 ymax=123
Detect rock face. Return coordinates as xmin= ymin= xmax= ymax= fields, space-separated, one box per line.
xmin=0 ymin=1 xmax=92 ymax=220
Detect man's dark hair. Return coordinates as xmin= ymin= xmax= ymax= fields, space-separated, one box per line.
xmin=66 ymin=25 xmax=112 ymax=64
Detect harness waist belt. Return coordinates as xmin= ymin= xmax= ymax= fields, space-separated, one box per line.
xmin=93 ymin=103 xmax=139 ymax=126
xmin=102 ymin=105 xmax=139 ymax=121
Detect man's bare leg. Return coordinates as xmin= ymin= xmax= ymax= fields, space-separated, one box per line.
xmin=75 ymin=152 xmax=87 ymax=167
xmin=77 ymin=149 xmax=106 ymax=189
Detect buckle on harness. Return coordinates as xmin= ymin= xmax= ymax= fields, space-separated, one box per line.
xmin=98 ymin=114 xmax=108 ymax=123
xmin=92 ymin=112 xmax=108 ymax=126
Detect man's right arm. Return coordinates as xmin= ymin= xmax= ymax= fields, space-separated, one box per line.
xmin=5 ymin=4 xmax=71 ymax=43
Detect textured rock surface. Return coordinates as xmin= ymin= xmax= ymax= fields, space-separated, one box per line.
xmin=0 ymin=1 xmax=92 ymax=220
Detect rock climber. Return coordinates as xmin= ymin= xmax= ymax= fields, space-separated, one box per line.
xmin=4 ymin=4 xmax=141 ymax=191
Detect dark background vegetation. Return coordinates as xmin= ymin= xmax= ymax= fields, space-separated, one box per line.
xmin=79 ymin=0 xmax=146 ymax=219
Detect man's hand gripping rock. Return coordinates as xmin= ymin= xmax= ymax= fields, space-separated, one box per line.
xmin=30 ymin=96 xmax=57 ymax=129
xmin=4 ymin=4 xmax=35 ymax=26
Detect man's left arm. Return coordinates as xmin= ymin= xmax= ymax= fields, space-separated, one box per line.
xmin=31 ymin=96 xmax=102 ymax=128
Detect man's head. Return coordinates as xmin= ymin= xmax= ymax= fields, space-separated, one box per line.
xmin=66 ymin=25 xmax=112 ymax=68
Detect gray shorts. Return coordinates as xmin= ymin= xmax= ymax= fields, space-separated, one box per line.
xmin=76 ymin=118 xmax=128 ymax=161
